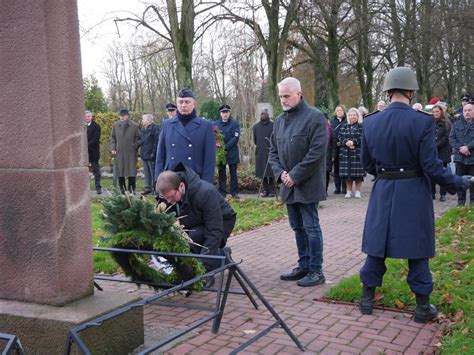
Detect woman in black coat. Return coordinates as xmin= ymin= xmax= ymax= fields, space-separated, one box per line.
xmin=338 ymin=108 xmax=365 ymax=198
xmin=431 ymin=104 xmax=452 ymax=201
xmin=331 ymin=105 xmax=347 ymax=194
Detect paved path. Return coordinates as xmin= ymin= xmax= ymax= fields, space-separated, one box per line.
xmin=97 ymin=180 xmax=458 ymax=354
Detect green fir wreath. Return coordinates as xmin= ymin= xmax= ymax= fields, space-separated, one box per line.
xmin=100 ymin=191 xmax=206 ymax=289
xmin=213 ymin=125 xmax=226 ymax=167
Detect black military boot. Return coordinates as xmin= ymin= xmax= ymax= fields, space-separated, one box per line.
xmin=359 ymin=284 xmax=376 ymax=315
xmin=414 ymin=294 xmax=437 ymax=323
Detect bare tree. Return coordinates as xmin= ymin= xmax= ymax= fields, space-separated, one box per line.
xmin=114 ymin=1 xmax=224 ymax=89
xmin=216 ymin=0 xmax=302 ymax=109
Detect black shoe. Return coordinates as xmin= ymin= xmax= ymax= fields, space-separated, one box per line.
xmin=280 ymin=267 xmax=309 ymax=281
xmin=414 ymin=293 xmax=437 ymax=323
xmin=142 ymin=190 xmax=152 ymax=196
xmin=231 ymin=194 xmax=240 ymax=200
xmin=341 ymin=188 xmax=347 ymax=194
xmin=439 ymin=195 xmax=446 ymax=202
xmin=268 ymin=192 xmax=275 ymax=197
xmin=96 ymin=188 xmax=102 ymax=195
xmin=334 ymin=189 xmax=341 ymax=195
xmin=359 ymin=285 xmax=376 ymax=315
xmin=297 ymin=271 xmax=326 ymax=287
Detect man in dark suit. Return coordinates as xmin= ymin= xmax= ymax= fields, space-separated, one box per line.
xmin=214 ymin=104 xmax=241 ymax=199
xmin=85 ymin=110 xmax=101 ymax=194
xmin=155 ymin=88 xmax=216 ymax=184
xmin=359 ymin=67 xmax=472 ymax=323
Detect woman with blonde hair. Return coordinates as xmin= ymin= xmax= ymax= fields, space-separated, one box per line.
xmin=338 ymin=108 xmax=365 ymax=198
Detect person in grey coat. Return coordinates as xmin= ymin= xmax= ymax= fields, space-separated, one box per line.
xmin=111 ymin=109 xmax=140 ymax=194
xmin=253 ymin=108 xmax=275 ymax=197
xmin=269 ymin=77 xmax=328 ymax=287
xmin=138 ymin=114 xmax=159 ymax=195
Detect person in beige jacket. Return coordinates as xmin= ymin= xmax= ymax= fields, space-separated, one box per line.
xmin=111 ymin=109 xmax=140 ymax=193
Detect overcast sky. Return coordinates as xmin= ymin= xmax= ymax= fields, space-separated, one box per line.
xmin=78 ymin=0 xmax=145 ymax=88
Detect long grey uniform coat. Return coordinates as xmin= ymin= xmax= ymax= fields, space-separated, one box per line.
xmin=253 ymin=120 xmax=274 ymax=178
xmin=269 ymin=98 xmax=327 ymax=204
xmin=361 ymin=102 xmax=462 ymax=259
xmin=110 ymin=120 xmax=140 ymax=177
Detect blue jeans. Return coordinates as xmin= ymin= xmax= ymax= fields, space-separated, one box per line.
xmin=286 ymin=202 xmax=324 ymax=272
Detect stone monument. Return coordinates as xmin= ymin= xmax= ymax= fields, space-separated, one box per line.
xmin=0 ymin=1 xmax=143 ymax=353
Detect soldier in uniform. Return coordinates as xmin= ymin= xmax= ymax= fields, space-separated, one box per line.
xmin=155 ymin=88 xmax=216 ymax=184
xmin=359 ymin=67 xmax=472 ymax=323
xmin=165 ymin=103 xmax=177 ymax=119
xmin=214 ymin=104 xmax=241 ymax=199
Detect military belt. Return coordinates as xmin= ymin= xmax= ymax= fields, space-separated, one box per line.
xmin=377 ymin=170 xmax=423 ymax=180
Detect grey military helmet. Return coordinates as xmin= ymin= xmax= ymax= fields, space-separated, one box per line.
xmin=382 ymin=67 xmax=419 ymax=92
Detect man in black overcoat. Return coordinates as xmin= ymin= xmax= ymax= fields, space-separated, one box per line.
xmin=253 ymin=108 xmax=275 ymax=197
xmin=85 ymin=110 xmax=101 ymax=194
xmin=156 ymin=164 xmax=236 ymax=272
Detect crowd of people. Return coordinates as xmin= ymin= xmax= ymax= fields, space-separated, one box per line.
xmin=85 ymin=70 xmax=473 ymax=321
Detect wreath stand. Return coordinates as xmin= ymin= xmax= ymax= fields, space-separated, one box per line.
xmin=64 ymin=247 xmax=305 ymax=354
xmin=0 ymin=333 xmax=25 ymax=355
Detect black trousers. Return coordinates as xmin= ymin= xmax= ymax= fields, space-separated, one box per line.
xmin=218 ymin=163 xmax=239 ymax=196
xmin=262 ymin=177 xmax=275 ymax=194
xmin=118 ymin=176 xmax=136 ymax=194
xmin=455 ymin=162 xmax=474 ymax=205
xmin=333 ymin=152 xmax=346 ymax=192
xmin=187 ymin=215 xmax=236 ymax=270
xmin=360 ymin=255 xmax=433 ymax=295
xmin=90 ymin=160 xmax=101 ymax=190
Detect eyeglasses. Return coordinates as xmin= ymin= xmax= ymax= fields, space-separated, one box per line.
xmin=158 ymin=189 xmax=180 ymax=201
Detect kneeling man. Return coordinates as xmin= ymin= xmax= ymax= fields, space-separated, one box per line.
xmin=156 ymin=164 xmax=236 ymax=271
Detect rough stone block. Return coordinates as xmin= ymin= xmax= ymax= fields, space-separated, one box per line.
xmin=0 ymin=291 xmax=144 ymax=354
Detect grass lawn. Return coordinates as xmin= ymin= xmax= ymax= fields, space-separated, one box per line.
xmin=91 ymin=197 xmax=287 ymax=274
xmin=325 ymin=206 xmax=474 ymax=353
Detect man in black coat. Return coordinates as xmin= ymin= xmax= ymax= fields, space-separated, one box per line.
xmin=85 ymin=110 xmax=101 ymax=194
xmin=253 ymin=108 xmax=275 ymax=197
xmin=156 ymin=164 xmax=236 ymax=271
xmin=138 ymin=114 xmax=159 ymax=195
xmin=269 ymin=77 xmax=328 ymax=287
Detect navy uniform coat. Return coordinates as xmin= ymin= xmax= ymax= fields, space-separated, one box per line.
xmin=155 ymin=114 xmax=216 ymax=184
xmin=214 ymin=118 xmax=240 ymax=164
xmin=361 ymin=102 xmax=463 ymax=259
xmin=87 ymin=120 xmax=101 ymax=163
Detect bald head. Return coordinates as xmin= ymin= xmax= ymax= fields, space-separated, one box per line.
xmin=278 ymin=77 xmax=302 ymax=111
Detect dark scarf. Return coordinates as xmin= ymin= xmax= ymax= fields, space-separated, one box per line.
xmin=177 ymin=109 xmax=197 ymax=127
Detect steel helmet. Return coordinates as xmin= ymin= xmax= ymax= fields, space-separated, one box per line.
xmin=382 ymin=67 xmax=419 ymax=92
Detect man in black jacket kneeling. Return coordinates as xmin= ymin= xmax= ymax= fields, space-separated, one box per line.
xmin=156 ymin=164 xmax=236 ymax=271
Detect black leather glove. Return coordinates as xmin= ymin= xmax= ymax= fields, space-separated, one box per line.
xmin=461 ymin=175 xmax=473 ymax=190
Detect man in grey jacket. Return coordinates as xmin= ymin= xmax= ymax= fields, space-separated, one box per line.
xmin=269 ymin=77 xmax=328 ymax=287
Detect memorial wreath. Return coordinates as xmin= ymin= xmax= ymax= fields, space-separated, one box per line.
xmin=100 ymin=191 xmax=206 ymax=289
